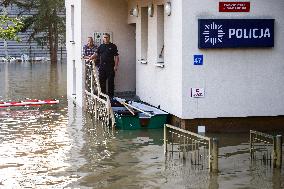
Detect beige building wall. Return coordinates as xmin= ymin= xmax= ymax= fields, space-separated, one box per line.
xmin=131 ymin=0 xmax=284 ymax=119
xmin=182 ymin=0 xmax=284 ymax=118
xmin=81 ymin=0 xmax=136 ymax=93
xmin=130 ymin=0 xmax=184 ymax=117
xmin=66 ymin=0 xmax=284 ymax=120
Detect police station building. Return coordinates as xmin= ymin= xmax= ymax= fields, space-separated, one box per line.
xmin=66 ymin=0 xmax=284 ymax=132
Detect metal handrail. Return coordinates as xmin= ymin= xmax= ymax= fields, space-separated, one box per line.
xmin=250 ymin=130 xmax=282 ymax=169
xmin=166 ymin=124 xmax=211 ymax=141
xmin=250 ymin=130 xmax=274 ymax=140
xmin=164 ymin=124 xmax=218 ymax=173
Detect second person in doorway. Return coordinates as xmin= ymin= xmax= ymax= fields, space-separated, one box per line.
xmin=83 ymin=37 xmax=97 ymax=61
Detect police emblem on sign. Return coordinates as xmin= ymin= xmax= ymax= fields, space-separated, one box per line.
xmin=202 ymin=22 xmax=225 ymax=46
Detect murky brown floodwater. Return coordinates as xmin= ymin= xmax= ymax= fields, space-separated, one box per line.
xmin=0 ymin=62 xmax=283 ymax=189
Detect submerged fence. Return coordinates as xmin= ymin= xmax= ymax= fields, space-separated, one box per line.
xmin=164 ymin=124 xmax=219 ymax=172
xmin=250 ymin=130 xmax=282 ymax=168
xmin=164 ymin=127 xmax=282 ymax=173
xmin=84 ymin=60 xmax=115 ymax=127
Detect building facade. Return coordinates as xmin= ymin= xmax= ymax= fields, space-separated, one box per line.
xmin=66 ymin=0 xmax=284 ymax=131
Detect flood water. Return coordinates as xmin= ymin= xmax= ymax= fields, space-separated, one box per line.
xmin=0 ymin=62 xmax=283 ymax=189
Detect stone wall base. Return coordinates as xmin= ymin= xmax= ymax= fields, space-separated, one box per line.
xmin=169 ymin=115 xmax=284 ymax=133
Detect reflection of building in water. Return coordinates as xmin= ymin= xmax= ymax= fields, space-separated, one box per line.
xmin=0 ymin=63 xmax=9 ymax=99
xmin=164 ymin=156 xmax=213 ymax=188
xmin=0 ymin=5 xmax=66 ymax=59
xmin=0 ymin=63 xmax=67 ymax=100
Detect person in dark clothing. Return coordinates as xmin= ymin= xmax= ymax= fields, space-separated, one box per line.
xmin=96 ymin=33 xmax=119 ymax=98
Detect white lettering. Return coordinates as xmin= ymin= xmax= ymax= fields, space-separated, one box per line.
xmin=236 ymin=29 xmax=242 ymax=38
xmin=264 ymin=28 xmax=270 ymax=38
xmin=244 ymin=29 xmax=249 ymax=38
xmin=253 ymin=29 xmax=258 ymax=38
xmin=229 ymin=29 xmax=235 ymax=38
xmin=228 ymin=28 xmax=271 ymax=39
xmin=259 ymin=29 xmax=264 ymax=38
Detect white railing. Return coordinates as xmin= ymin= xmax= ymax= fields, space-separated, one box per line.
xmin=84 ymin=60 xmax=115 ymax=128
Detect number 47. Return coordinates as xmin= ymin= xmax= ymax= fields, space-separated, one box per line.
xmin=194 ymin=58 xmax=202 ymax=64
xmin=194 ymin=55 xmax=203 ymax=65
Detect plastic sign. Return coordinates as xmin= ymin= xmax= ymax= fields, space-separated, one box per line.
xmin=198 ymin=19 xmax=274 ymax=48
xmin=219 ymin=2 xmax=250 ymax=12
xmin=191 ymin=88 xmax=205 ymax=98
xmin=194 ymin=55 xmax=203 ymax=65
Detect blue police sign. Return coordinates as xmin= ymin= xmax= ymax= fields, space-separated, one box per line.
xmin=198 ymin=19 xmax=274 ymax=48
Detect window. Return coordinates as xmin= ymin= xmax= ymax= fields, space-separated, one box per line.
xmin=71 ymin=5 xmax=75 ymax=42
xmin=73 ymin=60 xmax=76 ymax=95
xmin=157 ymin=5 xmax=164 ymax=65
xmin=140 ymin=7 xmax=148 ymax=64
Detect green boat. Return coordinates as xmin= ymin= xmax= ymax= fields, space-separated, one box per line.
xmin=112 ymin=98 xmax=168 ymax=130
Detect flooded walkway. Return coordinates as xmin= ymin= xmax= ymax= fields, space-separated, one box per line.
xmin=0 ymin=62 xmax=283 ymax=188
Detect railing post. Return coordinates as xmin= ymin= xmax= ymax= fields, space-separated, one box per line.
xmin=250 ymin=130 xmax=254 ymax=159
xmin=164 ymin=124 xmax=167 ymax=155
xmin=211 ymin=138 xmax=219 ymax=173
xmin=209 ymin=138 xmax=212 ymax=171
xmin=273 ymin=135 xmax=282 ymax=168
xmin=90 ymin=63 xmax=93 ymax=95
xmin=183 ymin=136 xmax=186 ymax=160
xmin=94 ymin=99 xmax=97 ymax=119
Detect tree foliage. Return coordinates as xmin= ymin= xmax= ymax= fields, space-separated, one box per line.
xmin=0 ymin=15 xmax=23 ymax=41
xmin=1 ymin=0 xmax=66 ymax=64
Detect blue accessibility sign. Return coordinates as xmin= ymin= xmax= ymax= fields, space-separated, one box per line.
xmin=198 ymin=19 xmax=274 ymax=48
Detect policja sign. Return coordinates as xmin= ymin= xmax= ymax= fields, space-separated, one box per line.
xmin=198 ymin=19 xmax=274 ymax=48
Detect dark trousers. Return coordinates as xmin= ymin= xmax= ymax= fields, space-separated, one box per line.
xmin=99 ymin=67 xmax=115 ymax=98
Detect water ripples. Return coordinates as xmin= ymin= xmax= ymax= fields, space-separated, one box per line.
xmin=1 ymin=62 xmax=283 ymax=188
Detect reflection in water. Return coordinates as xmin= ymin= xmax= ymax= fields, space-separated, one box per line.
xmin=0 ymin=62 xmax=283 ymax=188
xmin=208 ymin=173 xmax=219 ymax=189
xmin=0 ymin=103 xmax=74 ymax=187
xmin=0 ymin=62 xmax=66 ymax=101
xmin=272 ymin=169 xmax=281 ymax=189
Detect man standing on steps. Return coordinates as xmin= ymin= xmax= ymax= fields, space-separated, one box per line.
xmin=96 ymin=33 xmax=119 ymax=98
